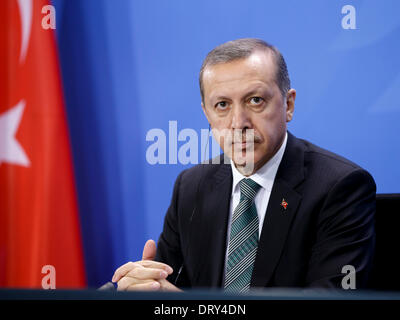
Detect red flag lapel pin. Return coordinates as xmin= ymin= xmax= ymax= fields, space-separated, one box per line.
xmin=281 ymin=198 xmax=288 ymax=210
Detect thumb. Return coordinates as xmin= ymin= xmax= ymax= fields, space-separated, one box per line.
xmin=142 ymin=239 xmax=157 ymax=261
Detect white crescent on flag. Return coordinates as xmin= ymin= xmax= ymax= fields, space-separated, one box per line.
xmin=17 ymin=0 xmax=32 ymax=63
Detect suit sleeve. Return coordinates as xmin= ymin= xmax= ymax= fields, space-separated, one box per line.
xmin=305 ymin=169 xmax=376 ymax=289
xmin=154 ymin=170 xmax=190 ymax=287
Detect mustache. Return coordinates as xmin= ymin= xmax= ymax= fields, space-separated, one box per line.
xmin=232 ymin=137 xmax=261 ymax=143
xmin=211 ymin=129 xmax=262 ymax=144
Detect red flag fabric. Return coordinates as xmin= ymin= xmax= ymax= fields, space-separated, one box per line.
xmin=0 ymin=0 xmax=86 ymax=288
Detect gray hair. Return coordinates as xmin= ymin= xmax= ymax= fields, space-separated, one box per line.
xmin=199 ymin=38 xmax=291 ymax=101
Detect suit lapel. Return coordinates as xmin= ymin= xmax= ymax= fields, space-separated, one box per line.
xmin=251 ymin=132 xmax=305 ymax=287
xmin=191 ymin=161 xmax=232 ymax=287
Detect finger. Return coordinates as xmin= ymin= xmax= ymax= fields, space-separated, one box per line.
xmin=126 ymin=267 xmax=169 ymax=280
xmin=139 ymin=260 xmax=174 ymax=274
xmin=117 ymin=277 xmax=159 ymax=291
xmin=117 ymin=273 xmax=154 ymax=290
xmin=116 ymin=276 xmax=136 ymax=291
xmin=112 ymin=260 xmax=173 ymax=283
xmin=126 ymin=281 xmax=161 ymax=292
xmin=142 ymin=239 xmax=157 ymax=261
xmin=112 ymin=261 xmax=142 ymax=283
xmin=159 ymin=279 xmax=183 ymax=292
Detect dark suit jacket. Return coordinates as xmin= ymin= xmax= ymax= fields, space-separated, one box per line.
xmin=155 ymin=131 xmax=376 ymax=289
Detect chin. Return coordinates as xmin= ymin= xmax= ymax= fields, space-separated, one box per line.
xmin=235 ymin=162 xmax=256 ymax=176
xmin=232 ymin=153 xmax=258 ymax=175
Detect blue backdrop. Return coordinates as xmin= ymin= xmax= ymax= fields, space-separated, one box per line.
xmin=52 ymin=0 xmax=400 ymax=287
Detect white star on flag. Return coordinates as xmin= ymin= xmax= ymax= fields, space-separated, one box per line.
xmin=0 ymin=100 xmax=30 ymax=167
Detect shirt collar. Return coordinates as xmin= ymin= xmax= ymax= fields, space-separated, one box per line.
xmin=230 ymin=131 xmax=288 ymax=194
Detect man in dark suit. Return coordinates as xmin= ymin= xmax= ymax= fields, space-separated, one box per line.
xmin=112 ymin=38 xmax=376 ymax=291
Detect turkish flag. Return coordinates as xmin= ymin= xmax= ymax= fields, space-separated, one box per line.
xmin=0 ymin=0 xmax=86 ymax=288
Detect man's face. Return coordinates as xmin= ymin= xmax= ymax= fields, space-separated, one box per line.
xmin=201 ymin=50 xmax=295 ymax=175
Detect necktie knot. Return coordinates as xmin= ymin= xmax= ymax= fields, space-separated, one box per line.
xmin=239 ymin=178 xmax=261 ymax=201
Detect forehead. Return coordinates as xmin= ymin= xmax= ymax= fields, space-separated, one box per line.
xmin=202 ymin=50 xmax=277 ymax=98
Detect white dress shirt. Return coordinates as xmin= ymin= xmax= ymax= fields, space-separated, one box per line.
xmin=224 ymin=132 xmax=288 ymax=273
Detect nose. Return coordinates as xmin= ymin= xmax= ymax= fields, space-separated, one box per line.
xmin=231 ymin=104 xmax=252 ymax=130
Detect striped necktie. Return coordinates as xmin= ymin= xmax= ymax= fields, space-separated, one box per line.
xmin=224 ymin=178 xmax=261 ymax=293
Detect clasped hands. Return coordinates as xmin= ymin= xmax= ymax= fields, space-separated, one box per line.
xmin=112 ymin=239 xmax=182 ymax=292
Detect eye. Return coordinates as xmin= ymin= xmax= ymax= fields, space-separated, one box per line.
xmin=249 ymin=97 xmax=263 ymax=105
xmin=215 ymin=101 xmax=228 ymax=110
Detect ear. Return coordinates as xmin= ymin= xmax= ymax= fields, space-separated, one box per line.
xmin=285 ymin=89 xmax=296 ymax=122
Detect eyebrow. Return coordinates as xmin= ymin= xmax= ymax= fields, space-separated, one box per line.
xmin=213 ymin=95 xmax=231 ymax=101
xmin=246 ymin=86 xmax=275 ymax=98
xmin=209 ymin=85 xmax=273 ymax=102
xmin=243 ymin=89 xmax=265 ymax=97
